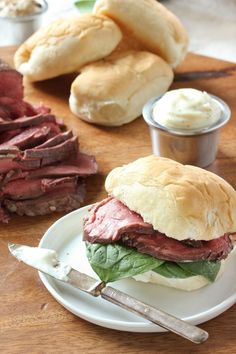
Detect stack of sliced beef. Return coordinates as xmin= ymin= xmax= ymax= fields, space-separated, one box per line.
xmin=0 ymin=60 xmax=97 ymax=222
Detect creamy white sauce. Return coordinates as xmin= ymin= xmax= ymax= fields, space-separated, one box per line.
xmin=153 ymin=88 xmax=222 ymax=130
xmin=13 ymin=245 xmax=71 ymax=281
xmin=0 ymin=0 xmax=40 ymax=17
xmin=132 ymin=261 xmax=225 ymax=291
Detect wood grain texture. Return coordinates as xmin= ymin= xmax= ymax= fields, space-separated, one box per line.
xmin=0 ymin=47 xmax=236 ymax=354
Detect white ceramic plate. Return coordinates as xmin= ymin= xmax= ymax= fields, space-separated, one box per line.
xmin=39 ymin=205 xmax=236 ymax=333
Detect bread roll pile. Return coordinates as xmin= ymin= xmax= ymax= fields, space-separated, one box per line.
xmin=14 ymin=0 xmax=188 ymax=126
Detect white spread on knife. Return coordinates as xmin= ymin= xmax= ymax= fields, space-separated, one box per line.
xmin=152 ymin=88 xmax=222 ymax=130
xmin=13 ymin=245 xmax=71 ymax=280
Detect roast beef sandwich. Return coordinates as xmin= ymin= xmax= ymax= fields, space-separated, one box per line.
xmin=83 ymin=155 xmax=236 ymax=291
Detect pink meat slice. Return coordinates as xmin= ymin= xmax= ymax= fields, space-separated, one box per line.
xmin=4 ymin=183 xmax=86 ymax=217
xmin=0 ymin=98 xmax=45 ymax=120
xmin=26 ymin=152 xmax=98 ymax=178
xmin=0 ymin=129 xmax=22 ymax=144
xmin=0 ymin=60 xmax=23 ymax=100
xmin=0 ymin=125 xmax=52 ymax=149
xmin=0 ymin=114 xmax=56 ymax=132
xmin=83 ymin=197 xmax=233 ymax=262
xmin=1 ymin=176 xmax=78 ymax=200
xmin=34 ymin=131 xmax=73 ymax=149
xmin=84 ymin=197 xmax=153 ymax=242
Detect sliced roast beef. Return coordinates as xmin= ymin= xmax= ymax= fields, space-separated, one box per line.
xmin=1 ymin=176 xmax=78 ymax=200
xmin=0 ymin=169 xmax=28 ymax=186
xmin=84 ymin=197 xmax=153 ymax=242
xmin=0 ymin=114 xmax=56 ymax=132
xmin=1 ymin=151 xmax=98 ymax=181
xmin=84 ymin=197 xmax=233 ymax=262
xmin=4 ymin=183 xmax=86 ymax=217
xmin=34 ymin=130 xmax=73 ymax=149
xmin=23 ymin=136 xmax=78 ymax=166
xmin=0 ymin=61 xmax=97 ymax=222
xmin=0 ymin=129 xmax=22 ymax=144
xmin=26 ymin=152 xmax=98 ymax=178
xmin=122 ymin=232 xmax=232 ymax=262
xmin=0 ymin=135 xmax=78 ymax=174
xmin=71 ymin=152 xmax=98 ymax=175
xmin=0 ymin=125 xmax=52 ymax=149
xmin=0 ymin=146 xmax=20 ymax=157
xmin=0 ymin=97 xmax=40 ymax=120
xmin=0 ymin=60 xmax=23 ymax=100
xmin=33 ymin=103 xmax=51 ymax=115
xmin=0 ymin=157 xmax=41 ymax=173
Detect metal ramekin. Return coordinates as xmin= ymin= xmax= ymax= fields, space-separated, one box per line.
xmin=0 ymin=0 xmax=48 ymax=45
xmin=142 ymin=93 xmax=231 ymax=167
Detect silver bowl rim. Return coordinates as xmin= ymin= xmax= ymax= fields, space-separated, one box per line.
xmin=0 ymin=0 xmax=48 ymax=22
xmin=142 ymin=92 xmax=231 ymax=136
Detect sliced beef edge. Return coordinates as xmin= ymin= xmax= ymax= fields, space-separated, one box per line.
xmin=83 ymin=197 xmax=233 ymax=262
xmin=0 ymin=59 xmax=98 ymax=222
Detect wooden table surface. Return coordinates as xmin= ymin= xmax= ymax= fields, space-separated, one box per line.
xmin=1 ymin=47 xmax=236 ymax=354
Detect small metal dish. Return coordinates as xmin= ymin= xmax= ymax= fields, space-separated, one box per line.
xmin=143 ymin=93 xmax=231 ymax=167
xmin=0 ymin=0 xmax=48 ymax=45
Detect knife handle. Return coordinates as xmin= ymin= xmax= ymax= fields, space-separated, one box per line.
xmin=101 ymin=286 xmax=208 ymax=344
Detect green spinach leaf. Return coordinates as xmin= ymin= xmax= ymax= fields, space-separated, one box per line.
xmin=177 ymin=261 xmax=221 ymax=282
xmin=86 ymin=242 xmax=221 ymax=283
xmin=86 ymin=242 xmax=164 ymax=282
xmin=153 ymin=262 xmax=194 ymax=278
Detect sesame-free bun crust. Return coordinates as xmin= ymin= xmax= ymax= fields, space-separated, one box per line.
xmin=14 ymin=15 xmax=122 ymax=82
xmin=94 ymin=0 xmax=188 ymax=68
xmin=69 ymin=50 xmax=173 ymax=126
xmin=105 ymin=155 xmax=236 ymax=241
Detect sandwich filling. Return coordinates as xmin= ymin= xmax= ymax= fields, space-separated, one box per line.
xmin=83 ymin=197 xmax=233 ymax=283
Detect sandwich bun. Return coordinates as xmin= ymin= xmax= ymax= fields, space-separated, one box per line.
xmin=14 ymin=14 xmax=122 ymax=82
xmin=69 ymin=50 xmax=173 ymax=126
xmin=105 ymin=155 xmax=236 ymax=241
xmin=94 ymin=0 xmax=188 ymax=68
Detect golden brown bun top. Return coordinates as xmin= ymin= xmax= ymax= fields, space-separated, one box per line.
xmin=105 ymin=155 xmax=236 ymax=240
xmin=94 ymin=0 xmax=188 ymax=68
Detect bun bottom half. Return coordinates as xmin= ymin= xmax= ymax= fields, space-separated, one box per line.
xmin=132 ymin=260 xmax=226 ymax=291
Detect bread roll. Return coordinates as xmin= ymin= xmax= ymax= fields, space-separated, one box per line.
xmin=94 ymin=0 xmax=188 ymax=68
xmin=14 ymin=15 xmax=122 ymax=82
xmin=69 ymin=50 xmax=173 ymax=126
xmin=105 ymin=155 xmax=236 ymax=240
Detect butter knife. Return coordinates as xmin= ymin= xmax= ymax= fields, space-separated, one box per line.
xmin=8 ymin=243 xmax=208 ymax=344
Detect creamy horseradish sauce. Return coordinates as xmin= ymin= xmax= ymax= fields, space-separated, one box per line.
xmin=0 ymin=0 xmax=41 ymax=17
xmin=13 ymin=245 xmax=71 ymax=280
xmin=153 ymin=88 xmax=222 ymax=130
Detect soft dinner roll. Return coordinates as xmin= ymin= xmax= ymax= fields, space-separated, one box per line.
xmin=69 ymin=50 xmax=173 ymax=126
xmin=14 ymin=14 xmax=122 ymax=82
xmin=105 ymin=155 xmax=236 ymax=240
xmin=94 ymin=0 xmax=188 ymax=68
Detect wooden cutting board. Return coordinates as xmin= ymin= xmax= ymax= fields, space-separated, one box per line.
xmin=1 ymin=47 xmax=236 ymax=354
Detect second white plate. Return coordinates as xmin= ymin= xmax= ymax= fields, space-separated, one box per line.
xmin=39 ymin=205 xmax=236 ymax=333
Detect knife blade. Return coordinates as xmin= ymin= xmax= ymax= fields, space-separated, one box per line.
xmin=8 ymin=243 xmax=208 ymax=344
